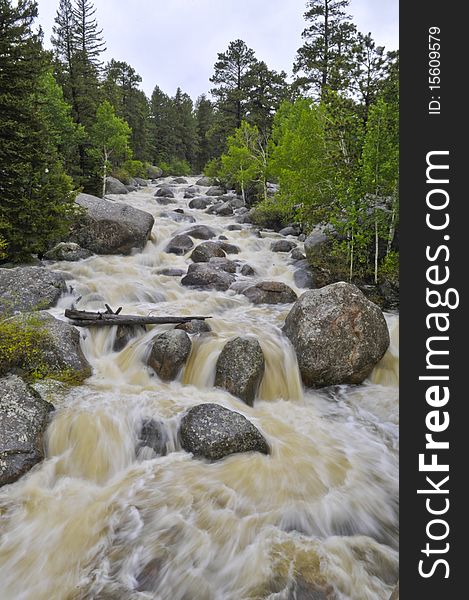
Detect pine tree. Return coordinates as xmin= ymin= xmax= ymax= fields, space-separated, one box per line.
xmin=148 ymin=85 xmax=177 ymax=164
xmin=0 ymin=0 xmax=76 ymax=261
xmin=352 ymin=32 xmax=387 ymax=123
xmin=172 ymin=87 xmax=197 ymax=166
xmin=210 ymin=39 xmax=258 ymax=134
xmin=194 ymin=95 xmax=215 ymax=172
xmin=294 ymin=0 xmax=357 ymax=97
xmin=72 ymin=0 xmax=106 ymax=70
xmin=245 ymin=61 xmax=289 ymax=136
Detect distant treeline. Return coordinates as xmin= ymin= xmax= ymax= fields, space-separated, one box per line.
xmin=0 ymin=0 xmax=398 ymax=286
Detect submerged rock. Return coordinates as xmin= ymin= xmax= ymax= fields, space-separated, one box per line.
xmin=188 ymin=196 xmax=213 ymax=210
xmin=0 ymin=375 xmax=54 ymax=487
xmin=155 ymin=187 xmax=175 ymax=199
xmin=179 ymin=403 xmax=269 ymax=460
xmin=157 ymin=268 xmax=186 ymax=277
xmin=181 ymin=263 xmax=236 ymax=291
xmin=113 ymin=324 xmax=146 ymax=352
xmin=70 ymin=193 xmax=154 ymax=255
xmin=165 ymin=234 xmax=194 ymax=255
xmin=215 ymin=337 xmax=265 ymax=406
xmin=283 ymin=282 xmax=390 ymax=387
xmin=184 ymin=224 xmax=218 ymax=240
xmin=44 ymin=242 xmax=93 ymax=262
xmin=175 ymin=319 xmax=212 ymax=334
xmin=137 ymin=418 xmax=167 ymax=457
xmin=159 ymin=211 xmax=196 ymax=224
xmin=105 ymin=176 xmax=128 ymax=195
xmin=208 ymin=257 xmax=237 ymax=273
xmin=217 ymin=241 xmax=240 ymax=255
xmin=148 ymin=330 xmax=192 ymax=381
xmin=240 ymin=264 xmax=256 ymax=276
xmin=171 ymin=177 xmax=188 ymax=184
xmin=243 ymin=281 xmax=298 ymax=305
xmin=191 ymin=242 xmax=226 ymax=263
xmin=0 ymin=267 xmax=66 ymax=314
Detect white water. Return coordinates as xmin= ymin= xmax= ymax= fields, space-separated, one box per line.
xmin=0 ymin=178 xmax=399 ymax=600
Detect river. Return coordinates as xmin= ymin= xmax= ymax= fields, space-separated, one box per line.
xmin=0 ymin=177 xmax=399 ymax=600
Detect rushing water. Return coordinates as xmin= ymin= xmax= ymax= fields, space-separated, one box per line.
xmin=0 ymin=178 xmax=399 ymax=600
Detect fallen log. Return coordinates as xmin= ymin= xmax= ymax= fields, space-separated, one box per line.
xmin=65 ymin=308 xmax=211 ymax=327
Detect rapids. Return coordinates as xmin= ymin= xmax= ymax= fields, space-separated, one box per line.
xmin=0 ymin=178 xmax=399 ymax=600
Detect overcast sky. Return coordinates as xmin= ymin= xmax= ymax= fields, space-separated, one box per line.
xmin=36 ymin=0 xmax=398 ymax=100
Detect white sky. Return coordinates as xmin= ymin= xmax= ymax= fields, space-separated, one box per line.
xmin=36 ymin=0 xmax=399 ymax=100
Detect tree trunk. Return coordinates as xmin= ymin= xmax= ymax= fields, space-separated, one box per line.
xmin=102 ymin=148 xmax=108 ymax=198
xmin=65 ymin=309 xmax=211 ymax=328
xmin=374 ymin=210 xmax=379 ymax=284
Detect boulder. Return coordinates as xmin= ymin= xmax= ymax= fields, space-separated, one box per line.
xmin=218 ymin=235 xmax=228 ymax=241
xmin=191 ymin=242 xmax=226 ymax=263
xmin=179 ymin=403 xmax=269 ymax=461
xmin=184 ymin=225 xmax=218 ymax=240
xmin=214 ymin=202 xmax=233 ymax=216
xmin=172 ymin=177 xmax=188 ymax=184
xmin=3 ymin=311 xmax=91 ymax=382
xmin=181 ymin=263 xmax=236 ymax=291
xmin=0 ymin=375 xmax=54 ymax=487
xmin=155 ymin=187 xmax=175 ymax=199
xmin=226 ymin=224 xmax=243 ymax=231
xmin=291 ymin=248 xmax=306 ymax=261
xmin=298 ymin=234 xmax=306 ymax=242
xmin=279 ymin=226 xmax=300 ymax=237
xmin=44 ymin=242 xmax=93 ymax=262
xmin=155 ymin=196 xmax=175 ymax=205
xmin=217 ymin=241 xmax=240 ymax=255
xmin=147 ymin=165 xmax=163 ymax=179
xmin=209 ymin=258 xmax=237 ymax=273
xmin=0 ymin=267 xmax=66 ymax=314
xmin=226 ymin=197 xmax=245 ymax=209
xmin=157 ymin=268 xmax=186 ymax=277
xmin=243 ymin=281 xmax=298 ymax=305
xmin=70 ymin=193 xmax=154 ymax=255
xmin=294 ymin=268 xmax=315 ymax=289
xmin=165 ymin=234 xmax=194 ymax=256
xmin=215 ymin=338 xmax=265 ymax=405
xmin=147 ymin=330 xmax=192 ymax=381
xmin=134 ymin=177 xmax=149 ymax=187
xmin=159 ymin=211 xmax=196 ymax=224
xmin=241 ymin=264 xmax=256 ymax=276
xmin=206 ymin=186 xmax=226 ymax=196
xmin=271 ymin=240 xmax=297 ymax=253
xmin=205 ymin=202 xmax=223 ymax=215
xmin=137 ymin=418 xmax=167 ymax=457
xmin=188 ymin=197 xmax=213 ymax=210
xmin=175 ymin=320 xmax=212 ymax=334
xmin=126 ymin=185 xmax=138 ymax=192
xmin=304 ymin=225 xmax=330 ymax=253
xmin=105 ymin=176 xmax=128 ymax=195
xmin=113 ymin=325 xmax=146 ymax=352
xmin=196 ymin=176 xmax=214 ymax=186
xmin=283 ymin=282 xmax=390 ymax=387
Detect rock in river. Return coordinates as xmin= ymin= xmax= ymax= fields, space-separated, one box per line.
xmin=179 ymin=403 xmax=269 ymax=461
xmin=44 ymin=242 xmax=93 ymax=262
xmin=215 ymin=337 xmax=265 ymax=406
xmin=242 ymin=281 xmax=298 ymax=305
xmin=271 ymin=240 xmax=297 ymax=253
xmin=184 ymin=224 xmax=218 ymax=240
xmin=191 ymin=241 xmax=226 ymax=263
xmin=0 ymin=267 xmax=66 ymax=314
xmin=148 ymin=330 xmax=192 ymax=381
xmin=283 ymin=282 xmax=390 ymax=387
xmin=165 ymin=234 xmax=194 ymax=255
xmin=69 ymin=193 xmax=154 ymax=255
xmin=181 ymin=263 xmax=235 ymax=291
xmin=0 ymin=375 xmax=54 ymax=487
xmin=105 ymin=176 xmax=128 ymax=195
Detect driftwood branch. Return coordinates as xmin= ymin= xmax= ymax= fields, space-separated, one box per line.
xmin=65 ymin=308 xmax=211 ymax=328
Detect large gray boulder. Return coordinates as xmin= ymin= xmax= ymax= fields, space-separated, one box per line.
xmin=134 ymin=177 xmax=149 ymax=187
xmin=165 ymin=234 xmax=194 ymax=255
xmin=196 ymin=176 xmax=214 ymax=186
xmin=0 ymin=375 xmax=54 ymax=486
xmin=188 ymin=196 xmax=213 ymax=210
xmin=215 ymin=338 xmax=265 ymax=405
xmin=171 ymin=177 xmax=188 ymax=184
xmin=155 ymin=187 xmax=175 ymax=199
xmin=181 ymin=263 xmax=236 ymax=291
xmin=2 ymin=311 xmax=91 ymax=382
xmin=214 ymin=202 xmax=233 ymax=216
xmin=271 ymin=240 xmax=297 ymax=253
xmin=217 ymin=241 xmax=240 ymax=255
xmin=147 ymin=330 xmax=192 ymax=381
xmin=0 ymin=267 xmax=66 ymax=315
xmin=184 ymin=224 xmax=218 ymax=240
xmin=294 ymin=268 xmax=315 ymax=289
xmin=243 ymin=281 xmax=298 ymax=305
xmin=191 ymin=242 xmax=226 ymax=263
xmin=209 ymin=257 xmax=237 ymax=273
xmin=304 ymin=225 xmax=330 ymax=253
xmin=44 ymin=242 xmax=92 ymax=262
xmin=206 ymin=186 xmax=226 ymax=196
xmin=70 ymin=193 xmax=154 ymax=255
xmin=105 ymin=176 xmax=128 ymax=195
xmin=283 ymin=282 xmax=390 ymax=387
xmin=179 ymin=403 xmax=269 ymax=461
xmin=147 ymin=165 xmax=163 ymax=179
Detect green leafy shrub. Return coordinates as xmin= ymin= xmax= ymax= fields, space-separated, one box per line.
xmin=122 ymin=159 xmax=148 ymax=178
xmin=111 ymin=168 xmax=131 ymax=185
xmin=159 ymin=158 xmax=192 ymax=176
xmin=250 ymin=199 xmax=293 ymax=230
